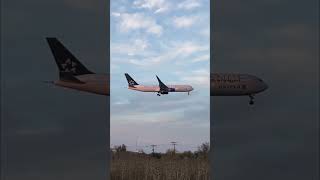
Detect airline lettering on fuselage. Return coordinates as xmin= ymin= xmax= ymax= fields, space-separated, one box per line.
xmin=212 ymin=74 xmax=249 ymax=90
xmin=212 ymin=74 xmax=240 ymax=83
xmin=215 ymin=79 xmax=240 ymax=83
xmin=218 ymin=85 xmax=245 ymax=89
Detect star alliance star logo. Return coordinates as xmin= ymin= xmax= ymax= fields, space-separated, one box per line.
xmin=61 ymin=59 xmax=77 ymax=73
xmin=129 ymin=80 xmax=135 ymax=86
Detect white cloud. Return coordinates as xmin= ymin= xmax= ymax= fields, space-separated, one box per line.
xmin=181 ymin=69 xmax=210 ymax=86
xmin=113 ymin=13 xmax=163 ymax=35
xmin=178 ymin=0 xmax=202 ymax=10
xmin=191 ymin=54 xmax=210 ymax=62
xmin=127 ymin=41 xmax=208 ymax=66
xmin=172 ymin=41 xmax=207 ymax=56
xmin=154 ymin=7 xmax=168 ymax=13
xmin=200 ymin=28 xmax=210 ymax=37
xmin=111 ymin=39 xmax=150 ymax=56
xmin=173 ymin=16 xmax=198 ymax=28
xmin=133 ymin=0 xmax=170 ymax=13
xmin=113 ymin=98 xmax=130 ymax=105
xmin=111 ymin=12 xmax=121 ymax=17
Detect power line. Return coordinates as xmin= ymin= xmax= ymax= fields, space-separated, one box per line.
xmin=111 ymin=142 xmax=205 ymax=153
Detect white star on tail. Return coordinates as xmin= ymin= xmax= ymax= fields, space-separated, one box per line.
xmin=61 ymin=58 xmax=77 ymax=73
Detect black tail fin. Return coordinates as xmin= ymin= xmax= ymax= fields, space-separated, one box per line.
xmin=125 ymin=73 xmax=139 ymax=87
xmin=46 ymin=37 xmax=94 ymax=76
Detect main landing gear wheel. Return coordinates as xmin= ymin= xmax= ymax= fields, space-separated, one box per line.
xmin=249 ymin=95 xmax=255 ymax=105
xmin=157 ymin=93 xmax=161 ymax=96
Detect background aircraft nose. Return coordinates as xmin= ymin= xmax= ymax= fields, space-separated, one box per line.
xmin=255 ymin=77 xmax=268 ymax=92
xmin=260 ymin=81 xmax=268 ymax=92
xmin=263 ymin=82 xmax=268 ymax=90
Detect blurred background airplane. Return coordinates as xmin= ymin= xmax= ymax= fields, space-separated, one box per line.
xmin=211 ymin=73 xmax=268 ymax=105
xmin=46 ymin=37 xmax=109 ymax=96
xmin=46 ymin=38 xmax=268 ymax=104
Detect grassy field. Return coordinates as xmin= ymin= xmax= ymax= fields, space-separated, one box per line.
xmin=111 ymin=151 xmax=209 ymax=180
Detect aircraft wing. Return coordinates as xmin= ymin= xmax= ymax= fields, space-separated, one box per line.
xmin=156 ymin=75 xmax=169 ymax=92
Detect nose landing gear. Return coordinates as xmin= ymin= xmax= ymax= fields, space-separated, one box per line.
xmin=249 ymin=95 xmax=255 ymax=105
xmin=157 ymin=93 xmax=161 ymax=96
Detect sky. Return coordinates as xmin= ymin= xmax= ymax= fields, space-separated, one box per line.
xmin=110 ymin=0 xmax=210 ymax=153
xmin=0 ymin=0 xmax=318 ymax=180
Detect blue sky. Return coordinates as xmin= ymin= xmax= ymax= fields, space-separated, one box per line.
xmin=110 ymin=0 xmax=210 ymax=153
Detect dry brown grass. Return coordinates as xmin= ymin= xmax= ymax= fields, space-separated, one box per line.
xmin=111 ymin=151 xmax=209 ymax=180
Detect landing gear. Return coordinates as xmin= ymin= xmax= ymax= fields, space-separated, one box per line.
xmin=157 ymin=93 xmax=161 ymax=96
xmin=188 ymin=91 xmax=190 ymax=95
xmin=249 ymin=95 xmax=255 ymax=105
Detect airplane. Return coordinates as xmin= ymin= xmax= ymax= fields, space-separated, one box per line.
xmin=124 ymin=73 xmax=194 ymax=96
xmin=46 ymin=38 xmax=268 ymax=105
xmin=46 ymin=37 xmax=109 ymax=96
xmin=211 ymin=73 xmax=268 ymax=105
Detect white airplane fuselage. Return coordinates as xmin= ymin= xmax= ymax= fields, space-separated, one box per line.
xmin=54 ymin=74 xmax=109 ymax=96
xmin=128 ymin=84 xmax=194 ymax=93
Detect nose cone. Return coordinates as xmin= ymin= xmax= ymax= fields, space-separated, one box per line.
xmin=189 ymin=86 xmax=194 ymax=91
xmin=259 ymin=81 xmax=268 ymax=92
xmin=263 ymin=82 xmax=268 ymax=91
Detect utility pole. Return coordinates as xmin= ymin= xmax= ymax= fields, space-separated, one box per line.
xmin=171 ymin=142 xmax=177 ymax=153
xmin=135 ymin=136 xmax=139 ymax=152
xmin=151 ymin=144 xmax=157 ymax=154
